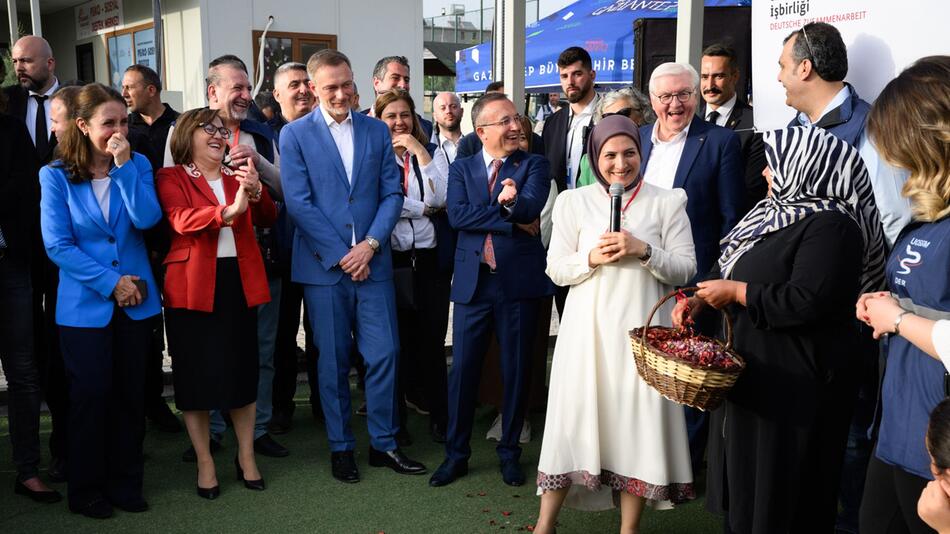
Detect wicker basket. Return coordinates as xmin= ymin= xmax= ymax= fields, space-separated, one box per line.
xmin=629 ymin=287 xmax=745 ymax=411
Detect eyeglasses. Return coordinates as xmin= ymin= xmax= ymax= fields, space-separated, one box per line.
xmin=652 ymin=90 xmax=694 ymax=105
xmin=199 ymin=122 xmax=231 ymax=139
xmin=477 ymin=114 xmax=522 ymax=129
xmin=799 ymin=24 xmax=819 ymax=70
xmin=603 ymin=107 xmax=634 ymax=119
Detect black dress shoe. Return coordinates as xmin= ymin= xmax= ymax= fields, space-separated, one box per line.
xmin=396 ymin=428 xmax=413 ymax=447
xmin=147 ymin=403 xmax=183 ymax=433
xmin=196 ymin=484 xmax=220 ymax=500
xmin=268 ymin=411 xmax=292 ymax=435
xmin=500 ymin=459 xmax=525 ymax=486
xmin=254 ymin=434 xmax=290 ymax=458
xmin=355 ymin=402 xmax=367 ymax=416
xmin=182 ymin=438 xmax=222 ymax=463
xmin=330 ymin=451 xmax=360 ymax=483
xmin=235 ymin=457 xmax=265 ymax=490
xmin=368 ymin=447 xmax=427 ymax=475
xmin=111 ymin=497 xmax=148 ymax=512
xmin=47 ymin=457 xmax=67 ymax=483
xmin=429 ymin=459 xmax=469 ymax=487
xmin=71 ymin=498 xmax=114 ymax=519
xmin=14 ymin=478 xmax=62 ymax=503
xmin=430 ymin=422 xmax=447 ymax=443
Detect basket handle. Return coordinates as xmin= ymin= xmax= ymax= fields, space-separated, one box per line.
xmin=641 ymin=286 xmax=734 ymax=352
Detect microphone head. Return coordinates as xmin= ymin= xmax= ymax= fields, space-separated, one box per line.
xmin=609 ymin=182 xmax=624 ymax=197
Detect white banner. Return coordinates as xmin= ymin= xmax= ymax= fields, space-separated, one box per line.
xmin=75 ymin=0 xmax=124 ymax=40
xmin=751 ymin=0 xmax=950 ymax=130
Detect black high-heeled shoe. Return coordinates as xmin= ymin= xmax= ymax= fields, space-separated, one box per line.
xmin=234 ymin=456 xmax=265 ymax=491
xmin=196 ymin=468 xmax=220 ymax=500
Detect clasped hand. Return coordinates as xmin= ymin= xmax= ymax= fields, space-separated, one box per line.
xmin=339 ymin=241 xmax=374 ymax=282
xmin=588 ymin=231 xmax=646 ymax=267
xmin=113 ymin=274 xmax=143 ymax=307
xmin=855 ymin=291 xmax=904 ymax=339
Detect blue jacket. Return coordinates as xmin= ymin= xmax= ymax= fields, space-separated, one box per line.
xmin=787 ymin=82 xmax=870 ymax=148
xmin=639 ymin=116 xmax=745 ymax=280
xmin=39 ymin=153 xmax=162 ymax=327
xmin=447 ymin=149 xmax=553 ymax=304
xmin=279 ymin=110 xmax=403 ymax=286
xmin=876 ymin=216 xmax=950 ymax=479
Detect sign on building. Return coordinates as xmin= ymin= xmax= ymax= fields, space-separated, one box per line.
xmin=76 ymin=0 xmax=125 ymax=40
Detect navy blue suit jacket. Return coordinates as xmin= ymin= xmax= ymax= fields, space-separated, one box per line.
xmin=447 ymin=149 xmax=553 ymax=304
xmin=639 ymin=116 xmax=744 ymax=279
xmin=279 ymin=110 xmax=403 ymax=286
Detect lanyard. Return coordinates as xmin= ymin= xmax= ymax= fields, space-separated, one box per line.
xmin=602 ymin=179 xmax=644 ymax=228
xmin=228 ymin=128 xmax=241 ymax=151
xmin=402 ymin=151 xmax=411 ymax=195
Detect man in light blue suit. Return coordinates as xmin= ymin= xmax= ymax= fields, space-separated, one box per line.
xmin=279 ymin=49 xmax=425 ymax=483
xmin=429 ymin=93 xmax=553 ymax=488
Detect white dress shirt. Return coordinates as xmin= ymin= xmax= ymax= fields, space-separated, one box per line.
xmin=207 ymin=178 xmax=237 ymax=257
xmin=91 ymin=177 xmax=111 ymax=223
xmin=431 ymin=130 xmax=460 ymax=164
xmin=391 ymin=149 xmax=449 ymax=251
xmin=797 ymin=85 xmax=912 ymax=247
xmin=705 ymin=93 xmax=736 ymax=127
xmin=320 ymin=105 xmax=356 ymax=244
xmin=26 ymin=79 xmax=59 ymax=146
xmin=643 ymin=123 xmax=691 ymax=191
xmin=565 ymin=93 xmax=600 ymax=189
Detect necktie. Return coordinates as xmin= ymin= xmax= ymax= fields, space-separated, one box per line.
xmin=482 ymin=159 xmax=504 ymax=270
xmin=33 ymin=94 xmax=50 ymax=158
xmin=706 ymin=110 xmax=720 ymax=125
xmin=0 ymin=225 xmax=7 ymax=249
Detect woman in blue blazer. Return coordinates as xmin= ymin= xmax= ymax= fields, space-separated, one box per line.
xmin=39 ymin=84 xmax=161 ymax=519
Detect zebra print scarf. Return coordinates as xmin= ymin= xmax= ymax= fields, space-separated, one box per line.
xmin=718 ymin=126 xmax=887 ymax=294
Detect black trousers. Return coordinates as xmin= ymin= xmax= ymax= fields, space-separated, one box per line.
xmin=31 ymin=255 xmax=68 ymax=461
xmin=0 ymin=253 xmax=42 ymax=480
xmin=393 ymin=248 xmax=450 ymax=427
xmin=143 ymin=264 xmax=169 ymax=419
xmin=273 ymin=255 xmax=319 ymax=417
xmin=859 ymin=452 xmax=935 ymax=534
xmin=59 ymin=309 xmax=150 ymax=510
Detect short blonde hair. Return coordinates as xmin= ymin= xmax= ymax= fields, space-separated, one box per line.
xmin=868 ymin=56 xmax=950 ymax=222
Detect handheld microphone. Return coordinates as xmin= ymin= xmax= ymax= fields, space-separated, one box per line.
xmin=609 ymin=182 xmax=624 ymax=232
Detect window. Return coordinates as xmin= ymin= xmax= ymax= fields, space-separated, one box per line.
xmin=251 ymin=31 xmax=337 ymax=93
xmin=105 ymin=22 xmax=160 ymax=90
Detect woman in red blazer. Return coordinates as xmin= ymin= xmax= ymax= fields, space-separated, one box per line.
xmin=156 ymin=108 xmax=276 ymax=500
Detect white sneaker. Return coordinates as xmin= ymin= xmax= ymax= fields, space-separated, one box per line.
xmin=485 ymin=414 xmax=531 ymax=443
xmin=485 ymin=414 xmax=503 ymax=441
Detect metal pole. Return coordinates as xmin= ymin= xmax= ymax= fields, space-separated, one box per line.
xmin=675 ymin=0 xmax=704 ymax=70
xmin=29 ymin=0 xmax=41 ymax=36
xmin=479 ymin=1 xmax=484 ymax=44
xmin=493 ymin=0 xmax=524 ymax=109
xmin=455 ymin=14 xmax=459 ymax=43
xmin=152 ymin=0 xmax=164 ymax=85
xmin=6 ymin=0 xmax=18 ymax=45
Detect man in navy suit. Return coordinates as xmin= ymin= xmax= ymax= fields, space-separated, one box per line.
xmin=429 ymin=93 xmax=553 ymax=488
xmin=279 ymin=49 xmax=426 ymax=483
xmin=363 ymin=56 xmax=432 ymax=139
xmin=639 ymin=62 xmax=745 ymax=478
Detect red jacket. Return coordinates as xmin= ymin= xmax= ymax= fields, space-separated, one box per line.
xmin=156 ymin=164 xmax=277 ymax=312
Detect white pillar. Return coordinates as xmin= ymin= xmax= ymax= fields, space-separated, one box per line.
xmin=492 ymin=0 xmax=525 ymax=111
xmin=7 ymin=0 xmax=18 ymax=45
xmin=30 ymin=0 xmax=41 ymax=37
xmin=675 ymin=0 xmax=703 ymax=70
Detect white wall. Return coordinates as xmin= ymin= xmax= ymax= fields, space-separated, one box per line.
xmin=202 ymin=0 xmax=425 ymax=109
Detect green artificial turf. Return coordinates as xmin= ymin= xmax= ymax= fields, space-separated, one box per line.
xmin=0 ymin=388 xmax=722 ymax=533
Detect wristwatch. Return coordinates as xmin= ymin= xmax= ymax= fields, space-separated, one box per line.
xmin=893 ymin=310 xmax=912 ymax=336
xmin=638 ymin=243 xmax=653 ymax=262
xmin=365 ymin=236 xmax=380 ymax=252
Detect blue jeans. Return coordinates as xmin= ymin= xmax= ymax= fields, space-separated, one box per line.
xmin=210 ymin=276 xmax=281 ymax=440
xmin=0 ymin=254 xmax=42 ymax=480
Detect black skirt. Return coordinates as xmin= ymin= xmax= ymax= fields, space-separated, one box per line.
xmin=166 ymin=258 xmax=258 ymax=411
